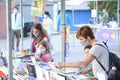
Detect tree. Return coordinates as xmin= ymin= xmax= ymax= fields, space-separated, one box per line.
xmin=88 ymin=1 xmax=117 ymax=21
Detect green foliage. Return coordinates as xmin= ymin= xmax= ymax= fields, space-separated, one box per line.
xmin=88 ymin=1 xmax=117 ymax=21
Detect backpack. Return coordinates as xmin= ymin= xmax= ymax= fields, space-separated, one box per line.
xmin=96 ymin=42 xmax=120 ymax=80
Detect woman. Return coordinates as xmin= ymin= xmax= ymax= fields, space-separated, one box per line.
xmin=55 ymin=25 xmax=109 ymax=80
xmin=43 ymin=11 xmax=54 ymax=55
xmin=30 ymin=23 xmax=49 ymax=53
xmin=23 ymin=23 xmax=49 ymax=53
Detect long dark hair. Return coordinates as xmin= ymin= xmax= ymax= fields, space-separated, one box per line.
xmin=31 ymin=23 xmax=47 ymax=44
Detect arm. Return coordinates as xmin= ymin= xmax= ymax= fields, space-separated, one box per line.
xmin=55 ymin=53 xmax=95 ymax=68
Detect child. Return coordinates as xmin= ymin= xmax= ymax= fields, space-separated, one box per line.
xmin=77 ymin=45 xmax=93 ymax=76
xmin=35 ymin=40 xmax=53 ymax=63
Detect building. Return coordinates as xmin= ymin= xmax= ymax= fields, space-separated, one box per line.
xmin=0 ymin=0 xmax=15 ymax=39
xmin=0 ymin=1 xmax=6 ymax=39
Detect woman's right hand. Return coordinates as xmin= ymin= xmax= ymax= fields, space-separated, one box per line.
xmin=54 ymin=62 xmax=63 ymax=68
xmin=22 ymin=49 xmax=29 ymax=53
xmin=21 ymin=49 xmax=29 ymax=55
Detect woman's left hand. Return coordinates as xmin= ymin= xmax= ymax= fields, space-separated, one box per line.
xmin=54 ymin=62 xmax=63 ymax=68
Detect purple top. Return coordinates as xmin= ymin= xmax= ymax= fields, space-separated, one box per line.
xmin=40 ymin=53 xmax=53 ymax=62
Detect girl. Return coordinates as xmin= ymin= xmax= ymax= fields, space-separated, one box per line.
xmin=35 ymin=40 xmax=53 ymax=63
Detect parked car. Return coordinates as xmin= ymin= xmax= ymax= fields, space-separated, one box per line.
xmin=23 ymin=22 xmax=34 ymax=37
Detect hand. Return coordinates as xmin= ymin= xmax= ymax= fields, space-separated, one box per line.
xmin=36 ymin=57 xmax=42 ymax=61
xmin=21 ymin=49 xmax=29 ymax=55
xmin=77 ymin=69 xmax=89 ymax=75
xmin=22 ymin=49 xmax=29 ymax=53
xmin=54 ymin=62 xmax=63 ymax=68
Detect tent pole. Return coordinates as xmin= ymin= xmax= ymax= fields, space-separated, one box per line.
xmin=20 ymin=0 xmax=23 ymax=50
xmin=6 ymin=0 xmax=13 ymax=80
xmin=61 ymin=0 xmax=65 ymax=64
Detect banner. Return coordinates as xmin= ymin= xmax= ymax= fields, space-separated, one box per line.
xmin=31 ymin=0 xmax=43 ymax=17
xmin=96 ymin=29 xmax=116 ymax=43
xmin=91 ymin=9 xmax=97 ymax=18
xmin=64 ymin=26 xmax=70 ymax=57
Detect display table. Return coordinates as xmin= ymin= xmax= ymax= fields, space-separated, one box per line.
xmin=2 ymin=52 xmax=96 ymax=80
xmin=13 ymin=74 xmax=36 ymax=80
xmin=12 ymin=58 xmax=93 ymax=80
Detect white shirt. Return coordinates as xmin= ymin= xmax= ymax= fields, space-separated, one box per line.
xmin=11 ymin=12 xmax=24 ymax=30
xmin=43 ymin=17 xmax=53 ymax=35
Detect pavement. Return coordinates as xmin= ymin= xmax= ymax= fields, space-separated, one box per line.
xmin=0 ymin=32 xmax=85 ymax=63
xmin=0 ymin=32 xmax=120 ymax=63
xmin=0 ymin=31 xmax=120 ymax=76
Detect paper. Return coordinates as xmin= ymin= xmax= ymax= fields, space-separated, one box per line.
xmin=30 ymin=56 xmax=37 ymax=65
xmin=35 ymin=65 xmax=44 ymax=80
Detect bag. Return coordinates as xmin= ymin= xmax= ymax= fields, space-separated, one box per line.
xmin=96 ymin=42 xmax=120 ymax=80
xmin=1 ymin=56 xmax=8 ymax=67
xmin=0 ymin=52 xmax=8 ymax=67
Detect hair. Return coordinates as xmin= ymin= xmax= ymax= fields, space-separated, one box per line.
xmin=39 ymin=40 xmax=50 ymax=54
xmin=30 ymin=23 xmax=47 ymax=44
xmin=76 ymin=25 xmax=95 ymax=39
xmin=84 ymin=45 xmax=92 ymax=50
xmin=13 ymin=6 xmax=18 ymax=10
xmin=44 ymin=11 xmax=50 ymax=17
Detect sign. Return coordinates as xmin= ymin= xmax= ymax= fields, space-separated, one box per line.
xmin=64 ymin=27 xmax=70 ymax=57
xmin=96 ymin=29 xmax=116 ymax=43
xmin=31 ymin=0 xmax=43 ymax=17
xmin=91 ymin=9 xmax=97 ymax=18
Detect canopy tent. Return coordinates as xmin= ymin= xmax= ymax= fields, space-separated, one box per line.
xmin=6 ymin=1 xmax=13 ymax=80
xmin=6 ymin=0 xmax=119 ymax=80
xmin=5 ymin=0 xmax=66 ymax=79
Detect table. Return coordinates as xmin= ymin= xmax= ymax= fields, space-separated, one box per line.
xmin=1 ymin=52 xmax=95 ymax=80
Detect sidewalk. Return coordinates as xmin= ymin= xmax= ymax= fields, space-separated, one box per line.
xmin=0 ymin=32 xmax=120 ymax=62
xmin=0 ymin=33 xmax=85 ymax=63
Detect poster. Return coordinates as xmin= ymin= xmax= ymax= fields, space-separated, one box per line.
xmin=91 ymin=9 xmax=97 ymax=18
xmin=64 ymin=27 xmax=70 ymax=57
xmin=50 ymin=71 xmax=58 ymax=80
xmin=31 ymin=0 xmax=43 ymax=17
xmin=96 ymin=29 xmax=116 ymax=43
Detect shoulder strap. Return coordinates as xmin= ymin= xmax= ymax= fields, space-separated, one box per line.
xmin=96 ymin=57 xmax=107 ymax=71
xmin=98 ymin=41 xmax=109 ymax=52
xmin=95 ymin=43 xmax=109 ymax=75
